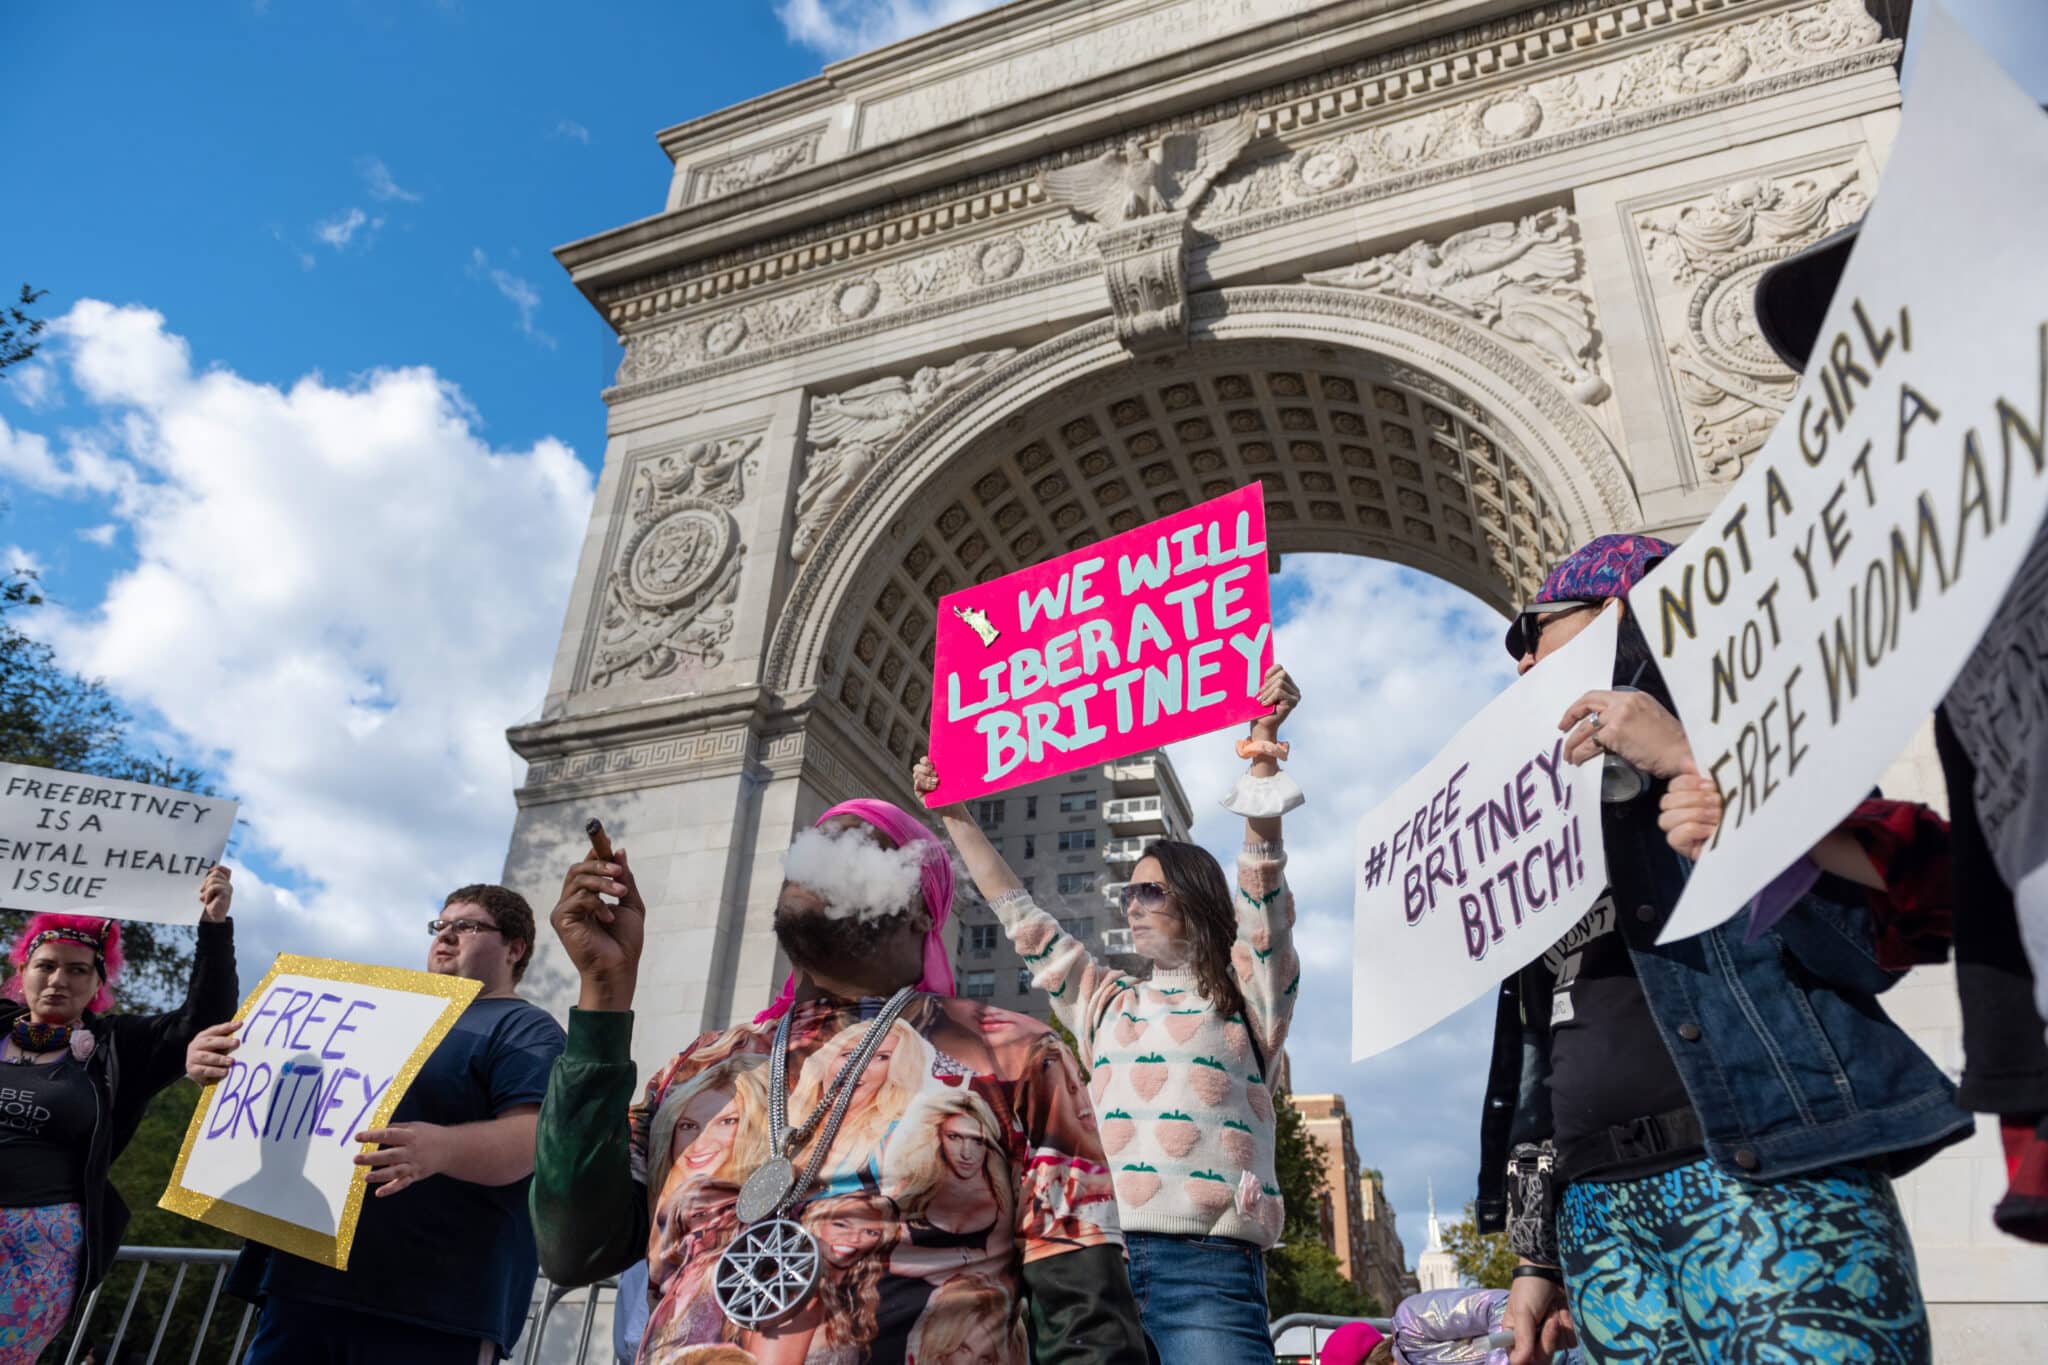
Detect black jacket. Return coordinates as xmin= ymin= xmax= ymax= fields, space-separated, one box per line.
xmin=0 ymin=916 xmax=239 ymax=1303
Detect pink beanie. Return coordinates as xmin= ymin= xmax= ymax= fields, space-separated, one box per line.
xmin=755 ymin=798 xmax=958 ymax=1023
xmin=1320 ymin=1322 xmax=1386 ymax=1365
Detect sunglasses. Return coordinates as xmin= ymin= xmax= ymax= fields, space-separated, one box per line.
xmin=1505 ymin=599 xmax=1600 ymax=658
xmin=427 ymin=917 xmax=504 ymax=938
xmin=1117 ymin=882 xmax=1171 ymax=914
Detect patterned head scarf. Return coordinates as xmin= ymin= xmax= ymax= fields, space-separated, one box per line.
xmin=755 ymin=798 xmax=957 ymax=1023
xmin=1504 ymin=533 xmax=1674 ymax=657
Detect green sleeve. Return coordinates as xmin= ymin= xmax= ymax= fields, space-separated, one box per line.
xmin=530 ymin=1008 xmax=649 ymax=1286
xmin=1021 ymin=1243 xmax=1153 ymax=1365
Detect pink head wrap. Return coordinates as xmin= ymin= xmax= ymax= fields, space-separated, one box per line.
xmin=8 ymin=914 xmax=123 ymax=1015
xmin=755 ymin=798 xmax=957 ymax=1023
xmin=1319 ymin=1322 xmax=1387 ymax=1365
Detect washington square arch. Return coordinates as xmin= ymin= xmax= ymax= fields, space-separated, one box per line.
xmin=499 ymin=0 xmax=2048 ymax=1348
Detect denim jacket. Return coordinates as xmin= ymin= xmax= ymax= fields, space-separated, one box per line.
xmin=1475 ymin=780 xmax=1972 ymax=1232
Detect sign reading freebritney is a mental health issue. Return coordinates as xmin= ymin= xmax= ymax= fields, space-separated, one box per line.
xmin=0 ymin=762 xmax=238 ymax=923
xmin=1628 ymin=6 xmax=2048 ymax=945
xmin=160 ymin=956 xmax=479 ymax=1269
xmin=924 ymin=485 xmax=1274 ymax=805
xmin=1350 ymin=605 xmax=1614 ymax=1061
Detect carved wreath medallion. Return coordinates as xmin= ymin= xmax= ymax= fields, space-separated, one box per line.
xmin=620 ymin=504 xmax=737 ymax=611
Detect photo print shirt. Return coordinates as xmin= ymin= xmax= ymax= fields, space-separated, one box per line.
xmin=534 ymin=993 xmax=1121 ymax=1365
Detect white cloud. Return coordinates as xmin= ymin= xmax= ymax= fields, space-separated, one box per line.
xmin=17 ymin=300 xmax=592 ymax=978
xmin=1162 ymin=553 xmax=1520 ymax=1267
xmin=314 ymin=207 xmax=382 ymax=251
xmin=1 ymin=545 xmax=44 ymax=576
xmin=468 ymin=249 xmax=556 ymax=349
xmin=359 ymin=156 xmax=423 ymax=204
xmin=77 ymin=524 xmax=118 ymax=547
xmin=553 ymin=119 xmax=592 ymax=145
xmin=7 ymin=358 xmax=61 ymax=411
xmin=775 ymin=0 xmax=1006 ymax=59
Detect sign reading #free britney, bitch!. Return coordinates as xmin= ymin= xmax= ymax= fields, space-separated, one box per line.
xmin=924 ymin=485 xmax=1274 ymax=805
xmin=160 ymin=955 xmax=479 ymax=1269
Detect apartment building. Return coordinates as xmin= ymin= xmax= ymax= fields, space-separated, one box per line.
xmin=946 ymin=750 xmax=1192 ymax=1022
xmin=1295 ymin=1094 xmax=1372 ymax=1295
xmin=1355 ymin=1169 xmax=1411 ymax=1318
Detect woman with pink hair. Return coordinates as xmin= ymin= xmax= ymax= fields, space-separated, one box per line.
xmin=0 ymin=866 xmax=241 ymax=1359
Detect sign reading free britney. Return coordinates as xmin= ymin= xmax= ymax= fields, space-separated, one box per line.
xmin=160 ymin=955 xmax=479 ymax=1269
xmin=924 ymin=485 xmax=1273 ymax=805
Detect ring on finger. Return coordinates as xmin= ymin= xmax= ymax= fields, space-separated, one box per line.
xmin=1587 ymin=710 xmax=1602 ymax=729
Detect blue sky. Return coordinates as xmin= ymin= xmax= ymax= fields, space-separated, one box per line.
xmin=4 ymin=0 xmax=2046 ymax=1276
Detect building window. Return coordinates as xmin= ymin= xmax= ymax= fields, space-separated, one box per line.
xmin=975 ymin=800 xmax=1005 ymax=828
xmin=1026 ymin=796 xmax=1039 ymax=819
xmin=1016 ymin=968 xmax=1033 ymax=993
xmin=1057 ymin=829 xmax=1097 ymax=852
xmin=964 ymin=971 xmax=995 ymax=999
xmin=1022 ymin=877 xmax=1037 ymax=894
xmin=966 ymin=924 xmax=999 ymax=953
xmin=1023 ymin=834 xmax=1036 ymax=859
xmin=1065 ymin=916 xmax=1095 ymax=940
xmin=1057 ymin=872 xmax=1096 ymax=895
xmin=1059 ymin=791 xmax=1099 ymax=813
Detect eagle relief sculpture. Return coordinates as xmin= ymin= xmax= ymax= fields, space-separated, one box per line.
xmin=1041 ymin=111 xmax=1259 ymax=352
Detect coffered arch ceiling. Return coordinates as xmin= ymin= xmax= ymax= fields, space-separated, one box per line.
xmin=813 ymin=334 xmax=1583 ymax=771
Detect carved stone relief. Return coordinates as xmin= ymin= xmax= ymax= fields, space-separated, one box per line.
xmin=1192 ymin=0 xmax=1885 ymax=230
xmin=1041 ymin=112 xmax=1259 ymax=352
xmin=691 ymin=129 xmax=825 ymax=203
xmin=586 ymin=435 xmax=760 ymax=689
xmin=792 ymin=351 xmax=1017 ymax=563
xmin=1306 ymin=207 xmax=1610 ymax=405
xmin=1632 ymin=161 xmax=1868 ymax=481
xmin=608 ymin=0 xmax=1889 ymax=398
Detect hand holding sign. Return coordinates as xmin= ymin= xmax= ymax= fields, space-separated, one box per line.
xmin=354 ymin=1120 xmax=456 ymax=1198
xmin=550 ymin=840 xmax=647 ymax=1013
xmin=186 ymin=1018 xmax=241 ymax=1084
xmin=1659 ymin=761 xmax=1724 ymax=862
xmin=1250 ymin=663 xmax=1299 ymax=742
xmin=198 ymin=865 xmax=233 ymax=922
xmin=1558 ymin=687 xmax=1693 ymax=777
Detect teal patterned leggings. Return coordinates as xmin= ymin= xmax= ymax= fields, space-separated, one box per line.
xmin=1558 ymin=1159 xmax=1930 ymax=1365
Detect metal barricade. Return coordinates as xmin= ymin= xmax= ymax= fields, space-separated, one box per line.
xmin=59 ymin=1247 xmax=255 ymax=1365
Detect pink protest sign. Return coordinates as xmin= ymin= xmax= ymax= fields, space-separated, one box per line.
xmin=925 ymin=484 xmax=1273 ymax=805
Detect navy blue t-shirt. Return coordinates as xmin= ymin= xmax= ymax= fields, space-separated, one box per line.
xmin=233 ymin=996 xmax=566 ymax=1354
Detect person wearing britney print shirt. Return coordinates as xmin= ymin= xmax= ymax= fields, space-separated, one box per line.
xmin=531 ymin=798 xmax=1148 ymax=1365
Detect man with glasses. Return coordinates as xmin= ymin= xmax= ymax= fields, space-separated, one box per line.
xmin=196 ymin=885 xmax=567 ymax=1364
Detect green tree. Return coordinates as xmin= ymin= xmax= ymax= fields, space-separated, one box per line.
xmin=0 ymin=284 xmax=46 ymax=377
xmin=1264 ymin=1091 xmax=1381 ymax=1321
xmin=0 ymin=571 xmax=214 ymax=1008
xmin=1441 ymin=1202 xmax=1518 ymax=1289
xmin=0 ymin=570 xmax=243 ymax=1355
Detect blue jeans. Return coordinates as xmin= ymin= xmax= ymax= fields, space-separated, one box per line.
xmin=1124 ymin=1231 xmax=1276 ymax=1365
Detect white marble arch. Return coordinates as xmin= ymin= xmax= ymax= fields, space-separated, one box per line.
xmin=767 ymin=284 xmax=1639 ymax=704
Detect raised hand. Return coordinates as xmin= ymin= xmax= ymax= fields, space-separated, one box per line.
xmin=186 ymin=1019 xmax=240 ymax=1084
xmin=199 ymin=865 xmax=233 ymax=922
xmin=912 ymin=756 xmax=969 ymax=819
xmin=1658 ymin=758 xmax=1724 ymax=860
xmin=550 ymin=847 xmax=647 ymax=1012
xmin=1252 ymin=663 xmax=1299 ymax=738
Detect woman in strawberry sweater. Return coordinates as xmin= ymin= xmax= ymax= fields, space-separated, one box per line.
xmin=914 ymin=663 xmax=1302 ymax=1365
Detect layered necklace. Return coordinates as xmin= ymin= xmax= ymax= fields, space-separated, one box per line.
xmin=713 ymin=985 xmax=917 ymax=1330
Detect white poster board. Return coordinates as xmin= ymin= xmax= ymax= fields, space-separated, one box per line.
xmin=0 ymin=762 xmax=237 ymax=923
xmin=161 ymin=955 xmax=479 ymax=1269
xmin=1628 ymin=6 xmax=2048 ymax=943
xmin=1351 ymin=605 xmax=1615 ymax=1060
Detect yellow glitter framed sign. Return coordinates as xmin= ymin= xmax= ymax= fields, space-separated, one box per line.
xmin=159 ymin=954 xmax=482 ymax=1269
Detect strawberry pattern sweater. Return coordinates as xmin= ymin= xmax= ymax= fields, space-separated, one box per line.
xmin=990 ymin=840 xmax=1299 ymax=1247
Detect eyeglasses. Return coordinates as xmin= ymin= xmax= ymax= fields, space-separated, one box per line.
xmin=427 ymin=917 xmax=503 ymax=938
xmin=1507 ymin=599 xmax=1600 ymax=658
xmin=1117 ymin=882 xmax=1171 ymax=917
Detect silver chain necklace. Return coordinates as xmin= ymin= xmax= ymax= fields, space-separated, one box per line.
xmin=714 ymin=986 xmax=917 ymax=1330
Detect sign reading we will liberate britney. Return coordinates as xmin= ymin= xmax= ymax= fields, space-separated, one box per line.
xmin=923 ymin=486 xmax=1274 ymax=805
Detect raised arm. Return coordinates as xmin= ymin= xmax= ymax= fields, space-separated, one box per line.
xmin=1230 ymin=664 xmax=1304 ymax=1060
xmin=915 ymin=759 xmax=1119 ymax=1052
